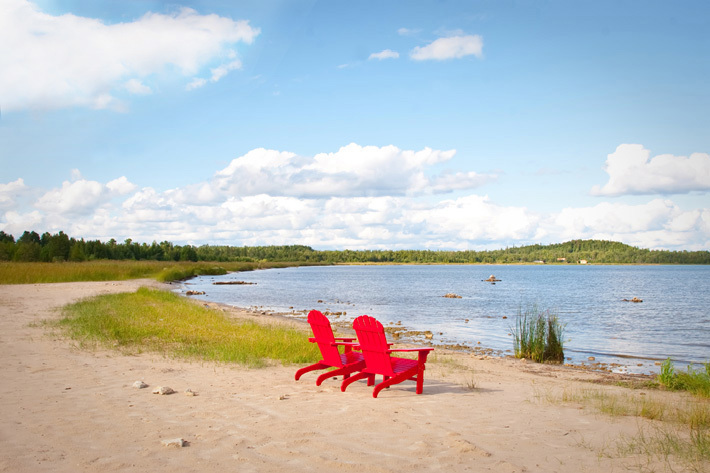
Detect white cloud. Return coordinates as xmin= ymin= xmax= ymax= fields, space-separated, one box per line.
xmin=591 ymin=144 xmax=710 ymax=196
xmin=398 ymin=27 xmax=421 ymax=36
xmin=35 ymin=175 xmax=136 ymax=216
xmin=212 ymin=143 xmax=490 ymax=198
xmin=553 ymin=199 xmax=710 ymax=249
xmin=2 ymin=210 xmax=43 ymax=236
xmin=369 ymin=49 xmax=400 ymax=60
xmin=186 ymin=78 xmax=208 ymax=91
xmin=0 ymin=178 xmax=27 ymax=210
xmin=410 ymin=195 xmax=540 ymax=243
xmin=124 ymin=79 xmax=152 ymax=95
xmin=106 ymin=176 xmax=137 ymax=195
xmin=187 ymin=58 xmax=244 ymax=90
xmin=0 ymin=0 xmax=259 ymax=112
xmin=410 ymin=35 xmax=483 ymax=61
xmin=2 ymin=144 xmax=708 ymax=251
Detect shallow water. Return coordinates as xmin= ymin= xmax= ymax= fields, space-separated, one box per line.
xmin=183 ymin=264 xmax=710 ymax=374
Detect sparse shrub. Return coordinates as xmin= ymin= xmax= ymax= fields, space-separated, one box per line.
xmin=512 ymin=304 xmax=564 ymax=363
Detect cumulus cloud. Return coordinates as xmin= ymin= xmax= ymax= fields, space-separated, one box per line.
xmin=0 ymin=0 xmax=259 ymax=111
xmin=409 ymin=195 xmax=541 ymax=245
xmin=592 ymin=144 xmax=710 ymax=196
xmin=553 ymin=199 xmax=710 ymax=249
xmin=35 ymin=175 xmax=136 ymax=216
xmin=369 ymin=49 xmax=399 ymax=60
xmin=212 ymin=143 xmax=492 ymax=198
xmin=2 ymin=210 xmax=43 ymax=236
xmin=0 ymin=178 xmax=27 ymax=210
xmin=2 ymin=144 xmax=708 ymax=251
xmin=410 ymin=35 xmax=483 ymax=61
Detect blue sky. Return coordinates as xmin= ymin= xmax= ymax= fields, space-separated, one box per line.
xmin=1 ymin=0 xmax=709 ymax=250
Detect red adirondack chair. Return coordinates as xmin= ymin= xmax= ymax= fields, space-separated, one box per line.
xmin=341 ymin=315 xmax=434 ymax=398
xmin=294 ymin=310 xmax=366 ymax=386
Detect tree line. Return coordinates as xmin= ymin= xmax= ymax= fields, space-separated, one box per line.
xmin=0 ymin=230 xmax=708 ymax=264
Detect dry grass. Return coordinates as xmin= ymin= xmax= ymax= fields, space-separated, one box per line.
xmin=538 ymin=385 xmax=710 ymax=472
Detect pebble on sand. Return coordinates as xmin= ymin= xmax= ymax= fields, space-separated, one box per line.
xmin=161 ymin=438 xmax=186 ymax=448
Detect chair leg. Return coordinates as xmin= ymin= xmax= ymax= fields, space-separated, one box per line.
xmin=295 ymin=362 xmax=328 ymax=381
xmin=416 ymin=365 xmax=425 ymax=394
xmin=315 ymin=361 xmax=366 ymax=386
xmin=340 ymin=372 xmax=370 ymax=392
xmin=372 ymin=368 xmax=417 ymax=398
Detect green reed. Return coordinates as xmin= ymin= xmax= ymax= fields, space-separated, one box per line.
xmin=512 ymin=303 xmax=564 ymax=363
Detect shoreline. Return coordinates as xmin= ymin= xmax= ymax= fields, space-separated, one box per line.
xmin=0 ymin=281 xmax=691 ymax=472
xmin=184 ymin=287 xmax=661 ymax=378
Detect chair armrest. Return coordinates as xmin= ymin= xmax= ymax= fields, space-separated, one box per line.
xmin=333 ymin=337 xmax=356 ymax=342
xmin=308 ymin=337 xmax=316 ymax=343
xmin=336 ymin=341 xmax=361 ymax=352
xmin=388 ymin=347 xmax=434 ymax=363
xmin=388 ymin=347 xmax=434 ymax=353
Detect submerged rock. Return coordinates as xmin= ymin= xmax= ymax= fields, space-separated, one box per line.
xmin=443 ymin=293 xmax=462 ymax=299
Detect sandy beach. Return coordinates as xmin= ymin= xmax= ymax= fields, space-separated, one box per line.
xmin=0 ymin=280 xmax=689 ymax=472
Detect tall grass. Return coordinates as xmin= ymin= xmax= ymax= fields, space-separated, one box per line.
xmin=0 ymin=260 xmax=312 ymax=284
xmin=54 ymin=287 xmax=319 ymax=368
xmin=658 ymin=358 xmax=710 ymax=398
xmin=512 ymin=304 xmax=564 ymax=363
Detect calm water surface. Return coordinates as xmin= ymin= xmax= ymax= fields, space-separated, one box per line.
xmin=183 ymin=265 xmax=710 ymax=374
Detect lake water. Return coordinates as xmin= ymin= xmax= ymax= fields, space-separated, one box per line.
xmin=181 ymin=265 xmax=710 ymax=374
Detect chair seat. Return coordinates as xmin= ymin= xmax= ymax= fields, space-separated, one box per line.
xmin=341 ymin=350 xmax=365 ymax=365
xmin=343 ymin=315 xmax=434 ymax=397
xmin=363 ymin=355 xmax=416 ymax=375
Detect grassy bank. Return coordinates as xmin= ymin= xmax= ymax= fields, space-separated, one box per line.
xmin=0 ymin=260 xmax=315 ymax=284
xmin=53 ymin=287 xmax=319 ymax=368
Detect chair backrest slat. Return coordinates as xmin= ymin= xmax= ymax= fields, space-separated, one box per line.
xmin=353 ymin=315 xmax=395 ymax=376
xmin=308 ymin=310 xmax=342 ymax=367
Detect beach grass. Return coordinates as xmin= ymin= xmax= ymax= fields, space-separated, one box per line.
xmin=53 ymin=287 xmax=319 ymax=368
xmin=658 ymin=358 xmax=710 ymax=398
xmin=0 ymin=260 xmax=307 ymax=284
xmin=540 ymin=386 xmax=710 ymax=471
xmin=512 ymin=304 xmax=564 ymax=363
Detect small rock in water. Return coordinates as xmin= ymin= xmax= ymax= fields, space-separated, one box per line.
xmin=588 ymin=356 xmax=596 ymax=361
xmin=153 ymin=386 xmax=176 ymax=395
xmin=161 ymin=438 xmax=186 ymax=448
xmin=133 ymin=381 xmax=148 ymax=389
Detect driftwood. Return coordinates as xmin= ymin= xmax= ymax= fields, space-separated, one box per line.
xmin=213 ymin=281 xmax=256 ymax=285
